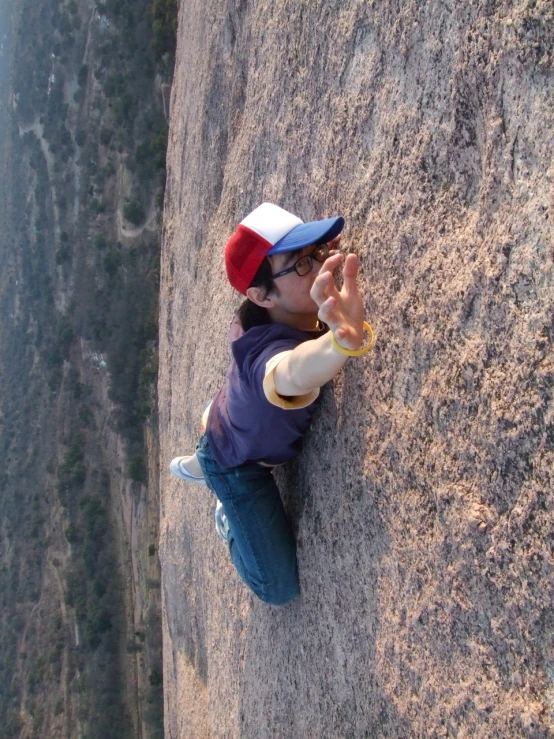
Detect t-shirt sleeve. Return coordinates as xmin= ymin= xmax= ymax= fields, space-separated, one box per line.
xmin=262 ymin=350 xmax=320 ymax=409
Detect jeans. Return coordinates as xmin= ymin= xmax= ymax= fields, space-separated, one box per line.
xmin=196 ymin=434 xmax=299 ymax=606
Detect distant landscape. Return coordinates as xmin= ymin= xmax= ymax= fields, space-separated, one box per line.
xmin=0 ymin=0 xmax=13 ymax=156
xmin=0 ymin=0 xmax=175 ymax=735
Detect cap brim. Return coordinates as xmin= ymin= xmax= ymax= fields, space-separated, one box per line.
xmin=268 ymin=216 xmax=345 ymax=255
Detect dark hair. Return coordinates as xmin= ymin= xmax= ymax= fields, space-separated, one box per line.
xmin=237 ymin=257 xmax=276 ymax=331
xmin=237 ymin=246 xmax=310 ymax=331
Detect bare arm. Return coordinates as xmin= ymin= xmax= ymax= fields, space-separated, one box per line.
xmin=273 ymin=332 xmax=348 ymax=396
xmin=273 ymin=252 xmax=365 ymax=396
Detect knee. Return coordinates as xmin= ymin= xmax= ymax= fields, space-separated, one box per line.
xmin=254 ymin=575 xmax=300 ymax=606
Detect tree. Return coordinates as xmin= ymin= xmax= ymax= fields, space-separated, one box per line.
xmin=99 ymin=128 xmax=113 ymax=146
xmin=149 ymin=669 xmax=162 ymax=687
xmin=77 ymin=64 xmax=88 ymax=87
xmin=123 ymin=200 xmax=145 ymax=226
xmin=56 ymin=243 xmax=71 ymax=265
xmin=103 ymin=250 xmax=122 ymax=276
xmin=128 ymin=455 xmax=146 ymax=483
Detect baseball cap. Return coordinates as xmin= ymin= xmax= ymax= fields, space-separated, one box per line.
xmin=225 ymin=202 xmax=345 ymax=294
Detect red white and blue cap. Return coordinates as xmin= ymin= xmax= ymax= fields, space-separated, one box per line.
xmin=225 ymin=202 xmax=344 ymax=294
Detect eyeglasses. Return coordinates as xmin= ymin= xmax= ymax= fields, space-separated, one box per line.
xmin=271 ymin=244 xmax=330 ymax=280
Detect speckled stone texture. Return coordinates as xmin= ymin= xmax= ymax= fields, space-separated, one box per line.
xmin=159 ymin=1 xmax=554 ymax=736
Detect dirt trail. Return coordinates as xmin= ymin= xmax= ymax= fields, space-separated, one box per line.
xmin=115 ymin=161 xmax=158 ymax=239
xmin=19 ymin=121 xmax=61 ymax=243
xmin=118 ymin=201 xmax=158 ymax=239
xmin=159 ymin=1 xmax=554 ymax=737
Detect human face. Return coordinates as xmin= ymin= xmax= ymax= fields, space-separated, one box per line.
xmin=270 ymin=244 xmax=330 ymax=280
xmin=264 ymin=244 xmax=331 ymax=328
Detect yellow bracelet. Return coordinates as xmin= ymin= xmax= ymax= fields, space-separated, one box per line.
xmin=330 ymin=321 xmax=375 ymax=357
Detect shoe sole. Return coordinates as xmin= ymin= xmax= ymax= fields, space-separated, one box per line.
xmin=169 ymin=456 xmax=207 ymax=486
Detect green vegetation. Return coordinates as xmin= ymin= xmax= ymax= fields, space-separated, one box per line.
xmin=123 ymin=199 xmax=146 ymax=226
xmin=0 ymin=0 xmax=177 ymax=731
xmin=148 ymin=0 xmax=178 ymax=62
xmin=129 ymin=454 xmax=148 ymax=483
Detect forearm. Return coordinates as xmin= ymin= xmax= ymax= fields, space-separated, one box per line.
xmin=273 ymin=333 xmax=348 ymax=396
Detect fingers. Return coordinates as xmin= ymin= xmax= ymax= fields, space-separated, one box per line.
xmin=310 ymin=269 xmax=338 ymax=306
xmin=311 ymin=253 xmax=341 ymax=301
xmin=317 ymin=295 xmax=342 ymax=326
xmin=312 ymin=252 xmax=361 ymax=327
xmin=318 ymin=252 xmax=342 ymax=276
xmin=341 ymin=253 xmax=359 ymax=295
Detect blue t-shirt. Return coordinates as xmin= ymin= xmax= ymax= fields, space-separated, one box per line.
xmin=206 ymin=321 xmax=327 ymax=468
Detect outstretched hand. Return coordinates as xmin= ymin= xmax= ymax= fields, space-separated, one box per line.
xmin=310 ymin=250 xmax=365 ymax=351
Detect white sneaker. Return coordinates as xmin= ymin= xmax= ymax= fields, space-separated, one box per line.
xmin=169 ymin=456 xmax=207 ymax=485
xmin=215 ymin=501 xmax=229 ymax=541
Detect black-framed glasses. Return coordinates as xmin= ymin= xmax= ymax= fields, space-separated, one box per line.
xmin=271 ymin=244 xmax=330 ymax=280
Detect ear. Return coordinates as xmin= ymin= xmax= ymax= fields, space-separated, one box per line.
xmin=246 ymin=285 xmax=277 ymax=308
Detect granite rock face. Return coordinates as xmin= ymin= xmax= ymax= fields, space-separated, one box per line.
xmin=159 ymin=1 xmax=554 ymax=736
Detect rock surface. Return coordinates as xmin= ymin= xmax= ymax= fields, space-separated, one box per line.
xmin=159 ymin=0 xmax=554 ymax=736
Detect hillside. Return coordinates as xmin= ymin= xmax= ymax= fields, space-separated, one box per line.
xmin=0 ymin=0 xmax=175 ymax=734
xmin=159 ymin=0 xmax=554 ymax=737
